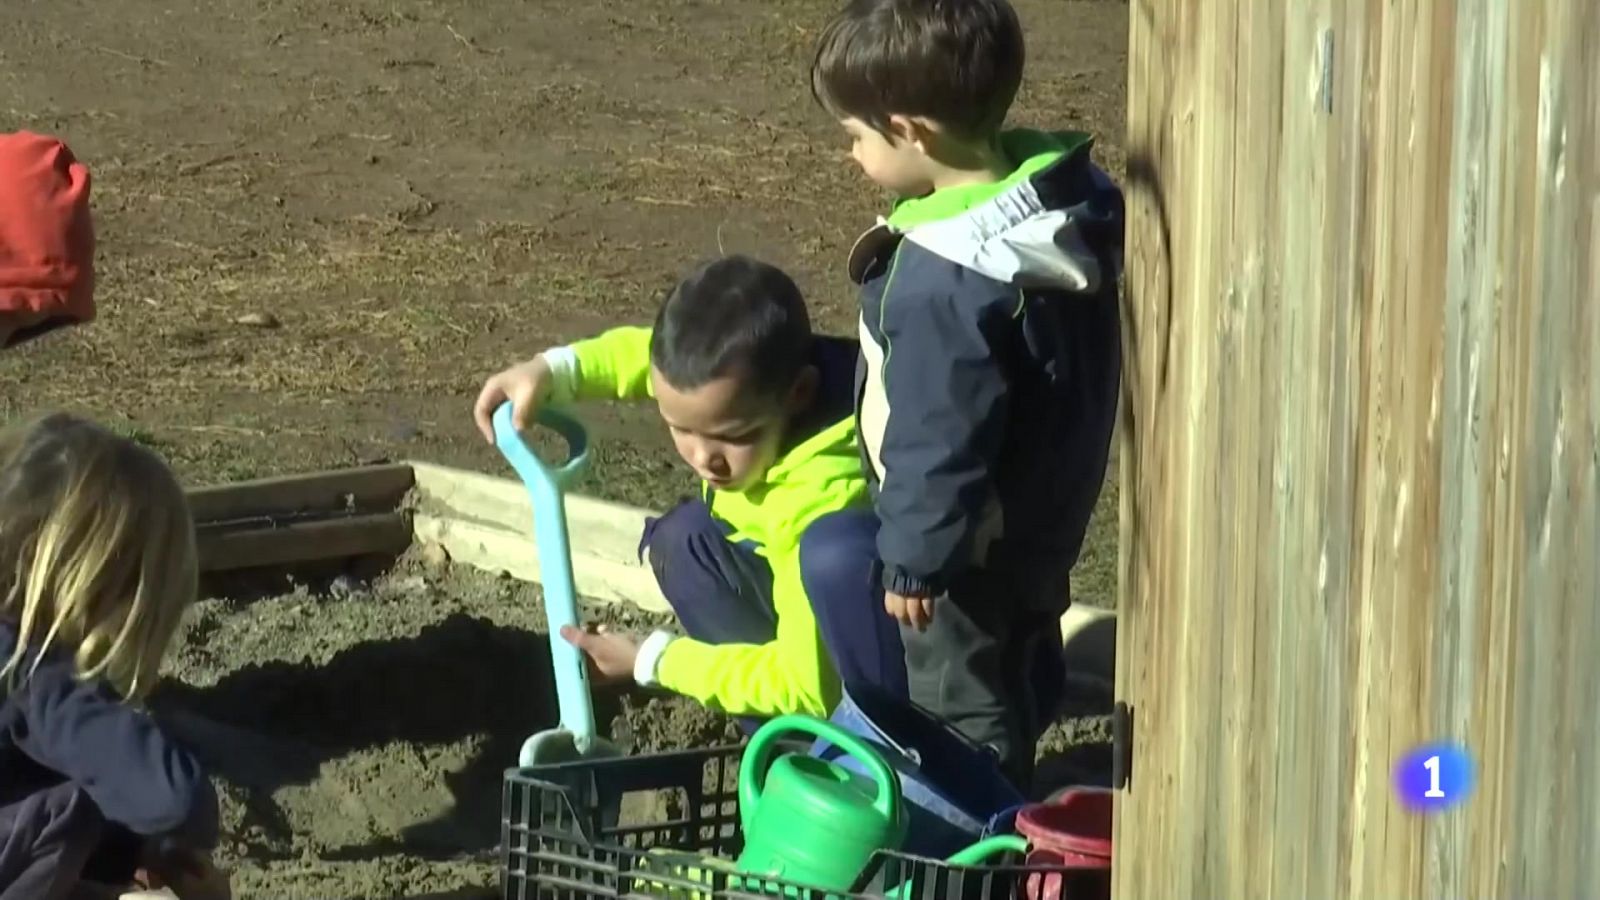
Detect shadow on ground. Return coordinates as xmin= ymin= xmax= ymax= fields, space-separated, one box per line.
xmin=1033 ymin=614 xmax=1117 ymax=799
xmin=151 ymin=612 xmax=619 ymax=858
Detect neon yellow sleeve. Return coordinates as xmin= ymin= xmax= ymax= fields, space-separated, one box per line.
xmin=654 ymin=547 xmax=840 ymax=717
xmin=567 ymin=326 xmax=656 ymax=401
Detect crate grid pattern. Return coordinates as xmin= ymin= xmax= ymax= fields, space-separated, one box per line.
xmin=501 ymin=745 xmax=1079 ymax=900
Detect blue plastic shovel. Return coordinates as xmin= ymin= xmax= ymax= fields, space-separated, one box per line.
xmin=491 ymin=401 xmax=622 ymax=768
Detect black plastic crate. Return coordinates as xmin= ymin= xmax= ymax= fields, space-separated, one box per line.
xmin=501 ymin=745 xmax=1086 ymax=900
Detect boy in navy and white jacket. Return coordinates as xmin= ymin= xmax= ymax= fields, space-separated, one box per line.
xmin=811 ymin=0 xmax=1123 ymax=785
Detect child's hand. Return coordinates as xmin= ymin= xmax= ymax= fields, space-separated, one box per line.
xmin=473 ymin=356 xmax=554 ymax=444
xmin=559 ymin=624 xmax=641 ymax=686
xmin=137 ymin=845 xmax=232 ymax=900
xmin=885 ymin=591 xmax=935 ymax=631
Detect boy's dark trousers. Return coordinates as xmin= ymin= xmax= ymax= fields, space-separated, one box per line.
xmin=639 ymin=498 xmax=909 ymax=728
xmin=900 ymin=564 xmax=1071 ymax=791
xmin=0 ymin=781 xmax=143 ymax=900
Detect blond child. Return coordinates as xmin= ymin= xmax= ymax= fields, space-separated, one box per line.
xmin=0 ymin=414 xmax=228 ymax=900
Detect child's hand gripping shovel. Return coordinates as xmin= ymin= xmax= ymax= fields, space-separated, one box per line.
xmin=492 ymin=402 xmax=623 ymax=768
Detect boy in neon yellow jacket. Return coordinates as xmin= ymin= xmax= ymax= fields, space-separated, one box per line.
xmin=473 ymin=255 xmax=907 ymax=719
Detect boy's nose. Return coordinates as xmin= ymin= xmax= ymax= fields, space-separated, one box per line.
xmin=688 ymin=443 xmax=716 ymax=471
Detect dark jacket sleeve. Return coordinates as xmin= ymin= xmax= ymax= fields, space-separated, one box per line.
xmin=16 ymin=661 xmax=219 ymax=847
xmin=874 ymin=285 xmax=1012 ymax=597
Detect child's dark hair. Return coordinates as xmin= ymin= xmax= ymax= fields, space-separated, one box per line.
xmin=650 ymin=255 xmax=812 ymax=402
xmin=811 ymin=0 xmax=1024 ymax=141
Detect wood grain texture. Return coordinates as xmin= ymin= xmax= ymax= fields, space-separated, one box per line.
xmin=408 ymin=461 xmax=670 ymax=611
xmin=409 ymin=512 xmax=669 ymax=612
xmin=1117 ymin=0 xmax=1598 ymax=895
xmin=195 ymin=512 xmax=412 ymax=573
xmin=186 ymin=462 xmax=415 ymax=523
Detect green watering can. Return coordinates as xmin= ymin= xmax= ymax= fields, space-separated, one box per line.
xmin=737 ymin=715 xmax=906 ymax=891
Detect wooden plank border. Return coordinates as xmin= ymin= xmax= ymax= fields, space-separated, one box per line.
xmin=407 ymin=460 xmax=667 ymax=612
xmin=188 ymin=463 xmax=415 ymax=523
xmin=187 ymin=460 xmax=1113 ymax=637
xmin=189 ymin=464 xmax=416 ymax=574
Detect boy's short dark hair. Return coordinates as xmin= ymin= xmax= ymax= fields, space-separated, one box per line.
xmin=810 ymin=0 xmax=1024 ymax=141
xmin=650 ymin=255 xmax=812 ymax=402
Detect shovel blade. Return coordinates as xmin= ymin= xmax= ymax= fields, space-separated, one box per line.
xmin=518 ymin=727 xmax=627 ymax=837
xmin=519 ymin=728 xmax=628 ymax=768
xmin=520 ymin=728 xmax=585 ymax=768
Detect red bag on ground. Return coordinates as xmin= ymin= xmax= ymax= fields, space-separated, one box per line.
xmin=0 ymin=130 xmax=95 ymax=348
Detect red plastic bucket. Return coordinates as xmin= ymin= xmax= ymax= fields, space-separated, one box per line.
xmin=1013 ymin=789 xmax=1112 ymax=900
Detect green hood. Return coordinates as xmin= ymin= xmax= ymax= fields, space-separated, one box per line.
xmin=707 ymin=416 xmax=866 ymax=553
xmin=882 ymin=129 xmax=1105 ymax=293
xmin=887 ymin=129 xmax=1092 ymax=228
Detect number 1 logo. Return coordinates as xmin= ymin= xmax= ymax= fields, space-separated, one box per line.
xmin=1395 ymin=743 xmax=1474 ymax=812
xmin=1423 ymin=755 xmax=1445 ymax=798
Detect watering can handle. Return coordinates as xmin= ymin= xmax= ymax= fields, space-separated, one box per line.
xmin=943 ymin=834 xmax=1029 ymax=865
xmin=491 ymin=402 xmax=596 ymax=747
xmin=739 ymin=715 xmax=900 ymax=832
xmin=882 ymin=835 xmax=1031 ymax=900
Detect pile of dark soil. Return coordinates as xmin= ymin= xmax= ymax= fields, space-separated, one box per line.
xmin=153 ymin=547 xmax=1110 ymax=898
xmin=155 ymin=548 xmax=737 ymax=898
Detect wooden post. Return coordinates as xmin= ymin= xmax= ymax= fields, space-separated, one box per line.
xmin=1117 ymin=0 xmax=1598 ymax=896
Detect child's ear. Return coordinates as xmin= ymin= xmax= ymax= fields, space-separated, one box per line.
xmin=786 ymin=365 xmax=819 ymax=414
xmin=888 ymin=115 xmax=938 ymax=154
xmin=886 ymin=115 xmax=921 ymax=149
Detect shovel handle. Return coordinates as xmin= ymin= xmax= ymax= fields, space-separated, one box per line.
xmin=493 ymin=402 xmax=589 ymax=487
xmin=492 ymin=402 xmax=597 ymax=748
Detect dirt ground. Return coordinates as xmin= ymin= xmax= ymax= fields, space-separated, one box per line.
xmin=152 ymin=550 xmax=1112 ymax=898
xmin=151 ymin=550 xmax=739 ymax=898
xmin=3 ymin=0 xmax=1128 ymax=895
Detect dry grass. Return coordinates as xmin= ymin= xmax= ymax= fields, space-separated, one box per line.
xmin=1 ymin=0 xmax=1126 ymax=604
